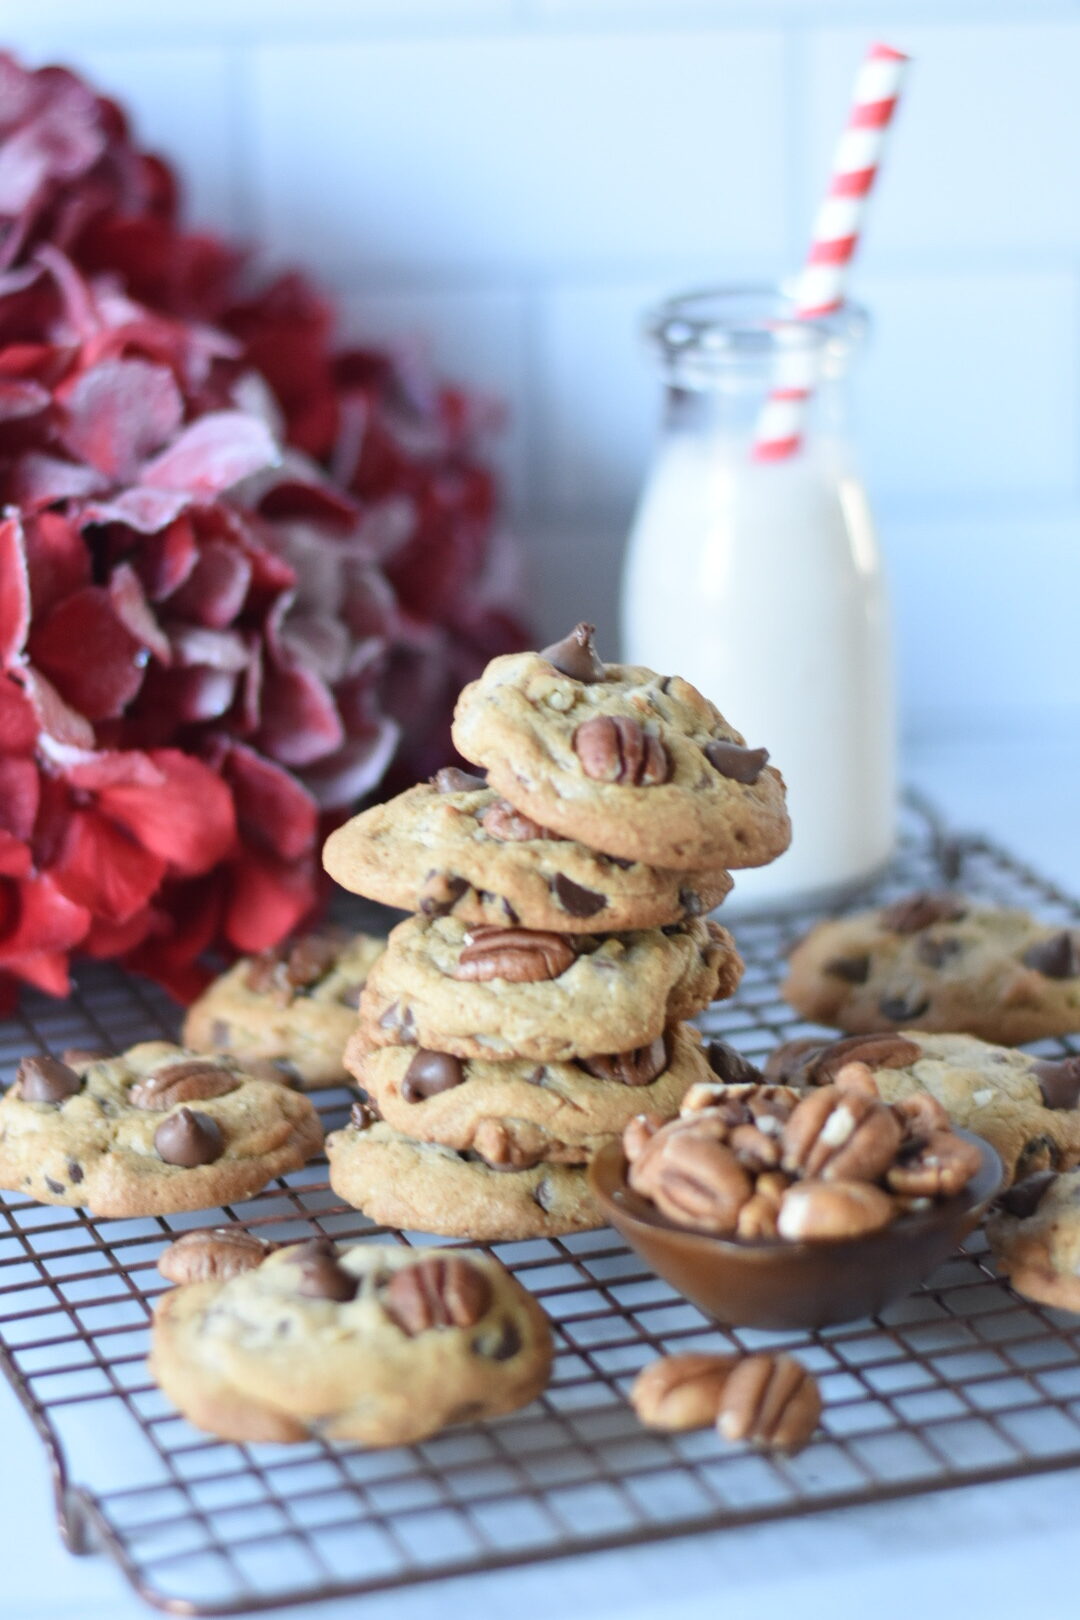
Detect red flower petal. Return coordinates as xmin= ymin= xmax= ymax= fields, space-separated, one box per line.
xmin=109 ymin=561 xmax=171 ymax=663
xmin=0 ymin=756 xmax=39 ymax=839
xmin=24 ymin=512 xmax=90 ymax=616
xmin=63 ymin=748 xmax=162 ymax=791
xmin=8 ymin=950 xmax=72 ymax=998
xmin=224 ymin=849 xmax=319 ymax=955
xmin=80 ymin=485 xmax=191 ymax=534
xmin=0 ymin=513 xmax=29 ymax=664
xmin=83 ymin=905 xmax=160 ymax=958
xmin=299 ymin=720 xmax=399 ymax=811
xmin=0 ymin=831 xmax=31 ymax=878
xmin=0 ymin=376 xmax=49 ymax=421
xmin=52 ymin=806 xmax=167 ymax=923
xmin=169 ymin=624 xmax=248 ymax=671
xmin=142 ymin=410 xmax=279 ymax=494
xmin=97 ymin=747 xmax=236 ymax=874
xmin=29 ymin=585 xmax=150 ymax=721
xmin=132 ymin=516 xmax=198 ymax=598
xmin=124 ymin=873 xmax=222 ymax=1003
xmin=0 ymin=673 xmax=37 ymax=752
xmin=14 ymin=664 xmax=95 ymax=749
xmin=0 ymin=873 xmax=89 ymax=962
xmin=222 ymin=741 xmax=317 ymax=860
xmin=256 ymin=661 xmax=343 ymax=766
xmin=59 ymin=356 xmax=183 ymax=480
xmin=168 ymin=537 xmax=252 ymax=627
xmin=14 ymin=451 xmax=109 ymax=510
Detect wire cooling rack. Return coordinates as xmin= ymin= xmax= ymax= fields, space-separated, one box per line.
xmin=2 ymin=798 xmax=1080 ymax=1615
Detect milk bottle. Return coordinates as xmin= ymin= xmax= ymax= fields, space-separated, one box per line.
xmin=621 ymin=288 xmax=896 ymax=912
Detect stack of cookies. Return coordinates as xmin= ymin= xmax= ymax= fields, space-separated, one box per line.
xmin=322 ymin=624 xmax=791 ymax=1241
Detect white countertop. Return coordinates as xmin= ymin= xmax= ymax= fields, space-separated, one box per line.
xmin=3 ymin=730 xmax=1079 ymax=1620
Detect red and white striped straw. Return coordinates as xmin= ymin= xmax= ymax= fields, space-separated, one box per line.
xmin=752 ymin=42 xmax=909 ymax=462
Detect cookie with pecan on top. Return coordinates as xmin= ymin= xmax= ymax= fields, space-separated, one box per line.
xmin=450 ymin=624 xmax=790 ymax=871
xmin=183 ymin=929 xmax=385 ymax=1088
xmin=150 ymin=1239 xmax=553 ymax=1444
xmin=782 ymin=894 xmax=1080 ymax=1045
xmin=323 ymin=775 xmax=732 ymax=933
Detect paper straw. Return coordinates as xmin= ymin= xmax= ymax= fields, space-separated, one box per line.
xmin=752 ymin=42 xmax=909 ymax=462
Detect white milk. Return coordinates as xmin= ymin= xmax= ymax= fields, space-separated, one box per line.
xmin=622 ymin=422 xmax=896 ymax=913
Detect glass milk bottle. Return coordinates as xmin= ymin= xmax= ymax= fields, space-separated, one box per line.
xmin=621 ymin=287 xmax=896 ymax=912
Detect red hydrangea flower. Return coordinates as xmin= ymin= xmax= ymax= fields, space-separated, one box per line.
xmin=0 ymin=52 xmax=530 ymax=1005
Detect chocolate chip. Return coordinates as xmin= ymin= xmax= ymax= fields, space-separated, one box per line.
xmin=402 ymin=1050 xmax=465 ymax=1102
xmin=706 ymin=1041 xmax=765 ymax=1085
xmin=1023 ymin=932 xmax=1080 ymax=980
xmin=878 ymin=993 xmax=930 ymax=1023
xmin=704 ymin=741 xmax=769 ymax=784
xmin=44 ymin=1177 xmax=64 ymax=1195
xmin=67 ymin=1160 xmax=83 ymax=1184
xmin=339 ymin=983 xmax=364 ymax=1008
xmin=679 ymin=888 xmax=705 ymax=917
xmin=879 ymin=892 xmax=967 ymax=933
xmin=580 ymin=1036 xmax=668 ymax=1086
xmin=16 ymin=1056 xmax=82 ymax=1104
xmin=154 ymin=1108 xmax=225 ymax=1168
xmin=916 ymin=936 xmax=964 ymax=969
xmin=998 ymin=1170 xmax=1058 ymax=1219
xmin=431 ymin=766 xmax=487 ymax=793
xmin=551 ymin=873 xmax=606 ymax=918
xmin=538 ymin=622 xmax=605 ymax=683
xmin=604 ymin=855 xmax=635 ymax=870
xmin=824 ymin=955 xmax=871 ymax=984
xmin=472 ymin=1319 xmax=522 ymax=1361
xmin=419 ymin=873 xmax=469 ymax=916
xmin=1015 ymin=1135 xmax=1062 ymax=1180
xmin=210 ymin=1019 xmax=231 ymax=1046
xmin=350 ymin=1100 xmax=379 ymax=1129
xmin=290 ymin=1238 xmax=358 ymax=1303
xmin=533 ymin=1178 xmax=555 ymax=1211
xmin=1033 ymin=1056 xmax=1080 ymax=1111
xmin=60 ymin=1047 xmax=105 ymax=1067
xmin=525 ymin=1066 xmax=548 ymax=1086
xmin=378 ymin=1001 xmax=416 ymax=1040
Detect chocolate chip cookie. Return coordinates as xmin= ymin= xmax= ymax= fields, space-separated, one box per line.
xmin=987 ymin=1169 xmax=1080 ymax=1313
xmin=767 ymin=1031 xmax=1080 ymax=1186
xmin=183 ymin=930 xmax=385 ymax=1088
xmin=450 ymin=624 xmax=790 ymax=871
xmin=326 ymin=1117 xmax=601 ymax=1238
xmin=323 ymin=776 xmax=733 ymax=932
xmin=349 ymin=1022 xmax=712 ymax=1166
xmin=0 ymin=1044 xmax=323 ymax=1216
xmin=782 ymin=893 xmax=1080 ymax=1045
xmin=150 ymin=1239 xmax=553 ymax=1444
xmin=358 ymin=913 xmax=742 ymax=1062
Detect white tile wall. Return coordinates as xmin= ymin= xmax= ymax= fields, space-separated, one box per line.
xmin=0 ymin=3 xmax=1077 ymax=735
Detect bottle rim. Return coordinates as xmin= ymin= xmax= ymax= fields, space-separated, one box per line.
xmin=645 ymin=283 xmax=869 ymax=368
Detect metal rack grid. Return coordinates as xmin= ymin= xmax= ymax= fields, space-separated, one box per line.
xmin=2 ymin=798 xmax=1080 ymax=1615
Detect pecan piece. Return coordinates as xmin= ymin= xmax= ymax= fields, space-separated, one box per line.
xmin=631 ymin=1353 xmax=735 ymax=1430
xmin=453 ymin=926 xmax=576 ymax=983
xmin=579 ymin=1036 xmax=667 ymax=1087
xmin=716 ymin=1354 xmax=821 ymax=1453
xmin=158 ymin=1227 xmax=274 ymax=1285
xmin=418 ymin=872 xmax=469 ymax=916
xmin=622 ymin=1112 xmax=665 ymax=1163
xmin=736 ymin=1171 xmax=791 ymax=1239
xmin=383 ymin=1257 xmax=492 ymax=1335
xmin=781 ymin=1085 xmax=902 ymax=1182
xmin=130 ymin=1060 xmax=241 ymax=1112
xmin=777 ymin=1179 xmax=894 ymax=1241
xmin=244 ymin=932 xmax=341 ymax=1003
xmin=472 ymin=1120 xmax=545 ymax=1170
xmin=879 ymin=892 xmax=968 ymax=933
xmin=886 ymin=1129 xmax=982 ymax=1198
xmin=628 ymin=1117 xmax=753 ymax=1234
xmin=573 ymin=715 xmax=669 ymax=786
xmin=480 ymin=799 xmax=554 ymax=841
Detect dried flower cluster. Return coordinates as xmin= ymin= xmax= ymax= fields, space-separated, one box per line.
xmin=0 ymin=55 xmax=527 ymax=1006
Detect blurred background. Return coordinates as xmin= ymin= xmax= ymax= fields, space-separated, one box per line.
xmin=2 ymin=0 xmax=1077 ymax=747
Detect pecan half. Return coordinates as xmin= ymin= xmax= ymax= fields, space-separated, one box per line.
xmin=886 ymin=1129 xmax=982 ymax=1198
xmin=736 ymin=1171 xmax=791 ymax=1239
xmin=573 ymin=715 xmax=669 ymax=786
xmin=781 ymin=1086 xmax=902 ymax=1182
xmin=453 ymin=926 xmax=576 ymax=983
xmin=777 ymin=1179 xmax=894 ymax=1241
xmin=382 ymin=1257 xmax=492 ymax=1335
xmin=579 ymin=1036 xmax=667 ymax=1087
xmin=130 ymin=1060 xmax=241 ymax=1112
xmin=622 ymin=1112 xmax=665 ymax=1163
xmin=767 ymin=1032 xmax=922 ymax=1088
xmin=716 ymin=1353 xmax=821 ymax=1453
xmin=244 ymin=932 xmax=341 ymax=1002
xmin=628 ymin=1118 xmax=753 ymax=1234
xmin=158 ymin=1227 xmax=274 ymax=1285
xmin=879 ymin=892 xmax=968 ymax=933
xmin=480 ymin=799 xmax=555 ymax=841
xmin=631 ymin=1353 xmax=735 ymax=1430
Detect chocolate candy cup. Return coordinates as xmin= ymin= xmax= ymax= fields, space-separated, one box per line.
xmin=588 ymin=1128 xmax=1003 ymax=1331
